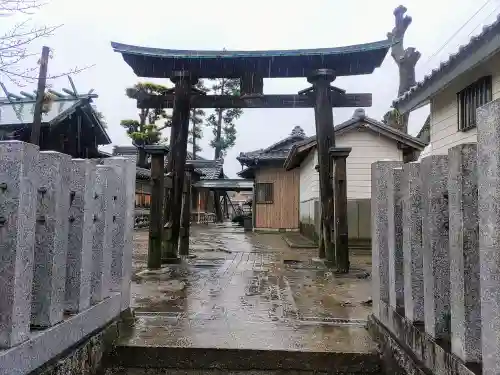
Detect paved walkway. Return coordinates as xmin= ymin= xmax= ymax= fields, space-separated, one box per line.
xmin=120 ymin=223 xmax=375 ymax=354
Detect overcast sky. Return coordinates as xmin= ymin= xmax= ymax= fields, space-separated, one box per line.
xmin=3 ymin=0 xmax=500 ymax=177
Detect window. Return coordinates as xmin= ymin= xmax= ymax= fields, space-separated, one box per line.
xmin=457 ymin=76 xmax=492 ymax=132
xmin=255 ymin=183 xmax=273 ymax=204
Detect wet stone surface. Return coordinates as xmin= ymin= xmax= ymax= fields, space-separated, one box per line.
xmin=122 ymin=223 xmax=375 ymax=353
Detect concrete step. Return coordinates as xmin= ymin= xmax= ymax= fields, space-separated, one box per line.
xmin=105 ymin=346 xmax=382 ymax=374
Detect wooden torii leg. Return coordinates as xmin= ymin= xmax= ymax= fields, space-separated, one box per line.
xmin=163 ymin=71 xmax=198 ymax=262
xmin=305 ymin=69 xmax=337 ymax=264
xmin=330 ymin=147 xmax=352 ymax=273
xmin=179 ymin=165 xmax=193 ymax=256
xmin=144 ymin=146 xmax=168 ymax=269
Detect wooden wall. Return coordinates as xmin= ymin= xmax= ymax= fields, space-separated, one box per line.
xmin=255 ymin=167 xmax=299 ymax=230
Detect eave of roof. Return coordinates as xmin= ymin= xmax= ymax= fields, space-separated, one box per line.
xmin=393 ymin=14 xmax=500 ymax=114
xmin=284 ymin=116 xmax=427 ymax=170
xmin=237 ymin=166 xmax=256 ymax=179
xmin=111 ymin=39 xmax=392 ymax=79
xmin=113 ymin=145 xmax=225 ymax=180
xmin=0 ymin=96 xmax=111 ymax=145
xmin=193 ymin=179 xmax=253 ymax=191
xmin=237 ymin=135 xmax=307 ymax=167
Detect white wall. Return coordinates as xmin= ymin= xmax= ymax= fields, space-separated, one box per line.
xmin=298 ymin=127 xmax=404 ymax=204
xmin=430 ymin=52 xmax=500 ymax=155
xmin=337 ymin=130 xmax=403 ymax=199
xmin=299 ymin=149 xmax=319 ymax=203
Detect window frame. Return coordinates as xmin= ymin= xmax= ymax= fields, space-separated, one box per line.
xmin=255 ymin=182 xmax=274 ymax=204
xmin=457 ymin=75 xmax=492 ymax=132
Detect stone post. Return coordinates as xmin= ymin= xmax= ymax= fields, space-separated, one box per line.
xmin=90 ymin=165 xmax=117 ymax=304
xmin=65 ymin=159 xmax=96 ymax=313
xmin=371 ymin=160 xmax=403 ymax=318
xmin=31 ymin=151 xmax=71 ymax=327
xmin=388 ymin=167 xmax=404 ymax=311
xmin=448 ymin=143 xmax=480 ymax=363
xmin=104 ymin=158 xmax=126 ymax=294
xmin=122 ymin=157 xmax=136 ymax=311
xmin=477 ymin=98 xmax=500 ymax=375
xmin=402 ymin=162 xmax=424 ymax=323
xmin=421 ymin=155 xmax=450 ymax=340
xmin=0 ymin=141 xmax=39 ymax=348
xmin=103 ymin=157 xmax=135 ymax=311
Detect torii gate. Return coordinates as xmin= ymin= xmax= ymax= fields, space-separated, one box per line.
xmin=112 ymin=39 xmax=391 ymax=272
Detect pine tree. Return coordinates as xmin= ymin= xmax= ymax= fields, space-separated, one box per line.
xmin=187 ymin=80 xmax=208 ymax=158
xmin=205 ymin=77 xmax=242 ymax=222
xmin=121 ymin=82 xmax=171 ymax=166
xmin=206 ymin=78 xmax=242 ymax=159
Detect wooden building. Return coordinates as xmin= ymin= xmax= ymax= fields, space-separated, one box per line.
xmin=113 ymin=145 xmax=224 ymax=215
xmin=237 ymin=126 xmax=306 ymax=231
xmin=0 ymin=87 xmax=110 ymax=158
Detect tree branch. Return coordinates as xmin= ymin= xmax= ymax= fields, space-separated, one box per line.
xmin=0 ymin=0 xmax=47 ymax=16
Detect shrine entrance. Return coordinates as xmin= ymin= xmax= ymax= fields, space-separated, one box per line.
xmin=112 ymin=39 xmax=391 ymax=272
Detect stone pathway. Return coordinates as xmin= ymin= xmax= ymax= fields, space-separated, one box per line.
xmin=121 ymin=223 xmax=375 ymax=354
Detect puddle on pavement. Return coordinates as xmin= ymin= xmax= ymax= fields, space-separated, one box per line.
xmin=128 ymin=224 xmax=375 ymax=353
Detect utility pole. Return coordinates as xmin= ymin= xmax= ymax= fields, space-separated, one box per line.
xmin=30 ymin=46 xmax=50 ymax=145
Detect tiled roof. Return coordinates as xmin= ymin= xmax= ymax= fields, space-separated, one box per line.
xmin=284 ymin=110 xmax=427 ymax=170
xmin=393 ymin=13 xmax=500 ymax=110
xmin=113 ymin=145 xmax=224 ymax=180
xmin=136 ymin=167 xmax=151 ymax=179
xmin=196 ymin=158 xmax=224 ymax=180
xmin=237 ymin=126 xmax=307 ymax=166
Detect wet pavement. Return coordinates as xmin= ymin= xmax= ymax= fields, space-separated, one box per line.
xmin=119 ymin=223 xmax=376 ymax=355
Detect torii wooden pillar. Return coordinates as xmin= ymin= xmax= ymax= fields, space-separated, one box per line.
xmin=163 ymin=71 xmax=201 ymax=262
xmin=300 ymin=69 xmax=351 ymax=272
xmin=144 ymin=144 xmax=168 ymax=269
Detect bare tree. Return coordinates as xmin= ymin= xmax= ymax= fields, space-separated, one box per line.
xmin=383 ymin=5 xmax=421 ymax=133
xmin=0 ymin=0 xmax=89 ymax=85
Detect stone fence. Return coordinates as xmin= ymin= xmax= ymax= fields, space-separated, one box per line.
xmin=369 ymin=99 xmax=500 ymax=375
xmin=0 ymin=141 xmax=135 ymax=375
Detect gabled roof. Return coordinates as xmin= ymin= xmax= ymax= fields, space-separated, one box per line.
xmin=237 ymin=126 xmax=307 ymax=178
xmin=0 ymin=83 xmax=111 ymax=145
xmin=393 ymin=14 xmax=500 ymax=113
xmin=237 ymin=126 xmax=306 ymax=165
xmin=284 ymin=109 xmax=427 ymax=170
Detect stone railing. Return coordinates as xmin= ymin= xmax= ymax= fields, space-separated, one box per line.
xmin=0 ymin=141 xmax=135 ymax=375
xmin=369 ymin=99 xmax=500 ymax=375
xmin=191 ymin=211 xmax=216 ymax=224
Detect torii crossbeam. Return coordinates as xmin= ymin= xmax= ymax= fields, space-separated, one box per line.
xmin=112 ymin=39 xmax=391 ymax=271
xmin=136 ymin=92 xmax=372 ymax=109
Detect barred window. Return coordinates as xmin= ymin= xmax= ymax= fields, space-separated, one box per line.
xmin=457 ymin=76 xmax=492 ymax=132
xmin=255 ymin=183 xmax=273 ymax=204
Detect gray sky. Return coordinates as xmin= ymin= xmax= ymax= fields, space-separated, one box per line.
xmin=3 ymin=0 xmax=500 ymax=177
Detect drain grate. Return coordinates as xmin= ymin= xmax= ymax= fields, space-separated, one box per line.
xmin=297 ymin=316 xmax=367 ymax=326
xmin=190 ymin=259 xmax=226 ymax=268
xmin=283 ymin=259 xmax=302 ymax=265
